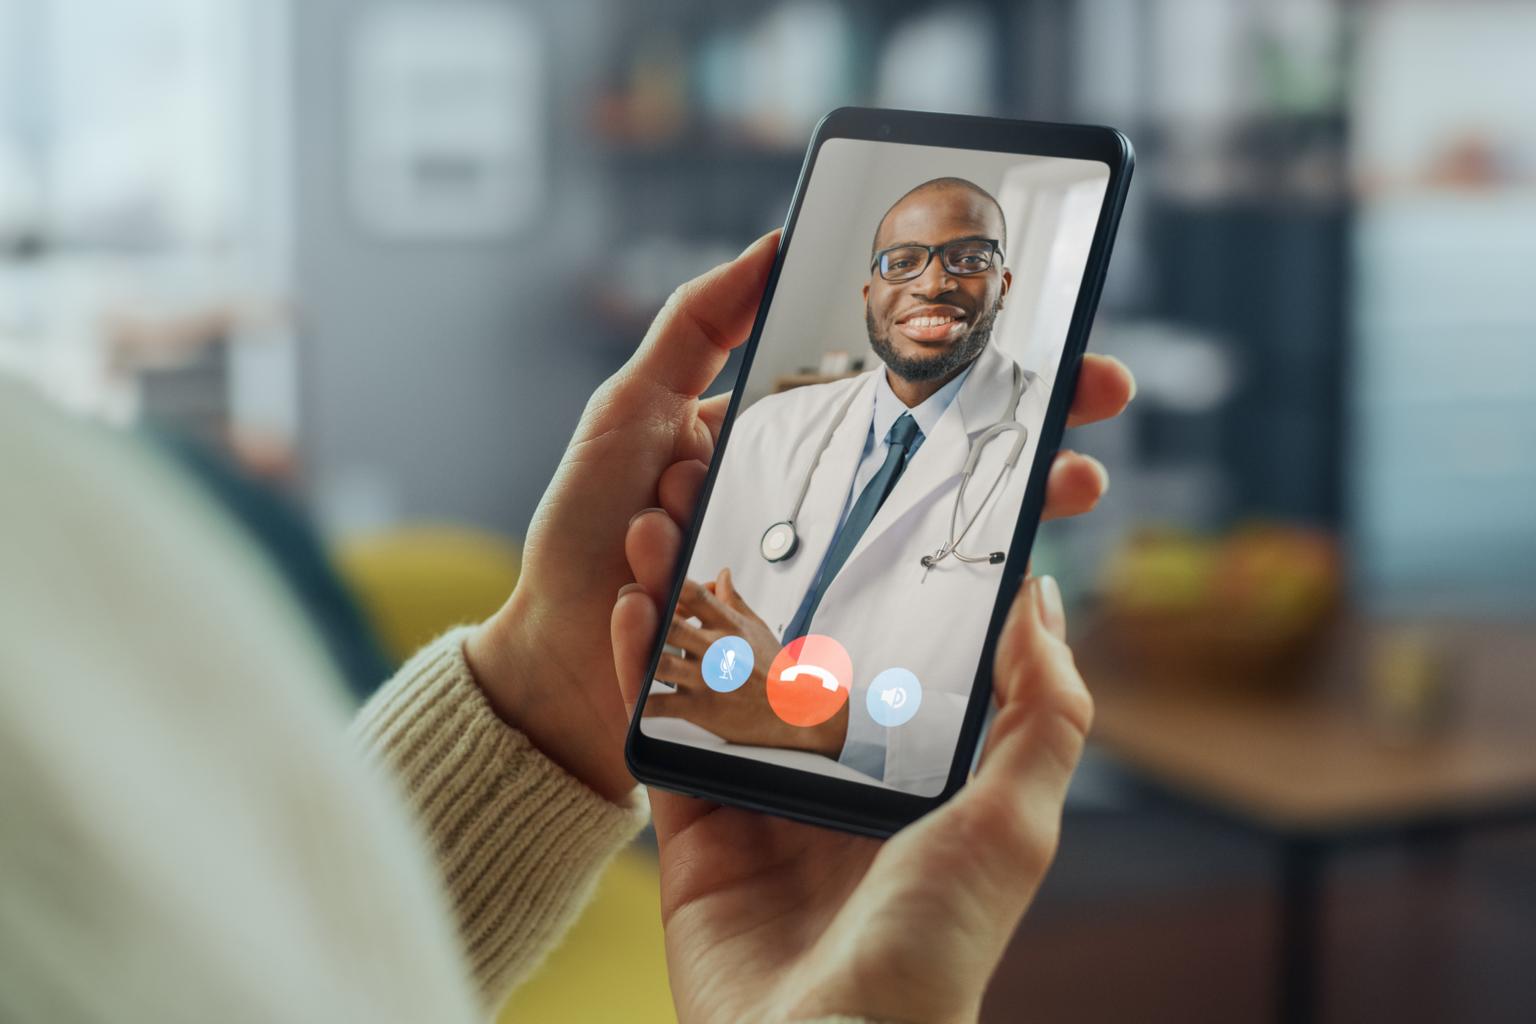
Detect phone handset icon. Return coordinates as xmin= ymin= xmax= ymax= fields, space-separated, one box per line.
xmin=780 ymin=663 xmax=841 ymax=692
xmin=766 ymin=635 xmax=852 ymax=728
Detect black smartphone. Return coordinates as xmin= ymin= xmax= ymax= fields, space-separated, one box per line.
xmin=626 ymin=107 xmax=1133 ymax=836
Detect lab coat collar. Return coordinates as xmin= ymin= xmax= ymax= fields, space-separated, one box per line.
xmin=955 ymin=343 xmax=1024 ymax=436
xmin=871 ymin=360 xmax=972 ymax=446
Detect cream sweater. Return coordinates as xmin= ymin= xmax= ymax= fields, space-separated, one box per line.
xmin=351 ymin=628 xmax=649 ymax=1002
xmin=0 ymin=381 xmax=876 ymax=1023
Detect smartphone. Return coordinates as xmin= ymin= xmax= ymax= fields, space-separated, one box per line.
xmin=626 ymin=107 xmax=1133 ymax=836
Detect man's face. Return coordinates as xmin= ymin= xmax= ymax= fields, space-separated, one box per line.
xmin=863 ymin=187 xmax=1012 ymax=383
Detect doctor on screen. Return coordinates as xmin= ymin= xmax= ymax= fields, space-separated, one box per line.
xmin=647 ymin=176 xmax=1050 ymax=795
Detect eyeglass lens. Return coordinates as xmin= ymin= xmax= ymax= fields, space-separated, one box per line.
xmin=878 ymin=241 xmax=997 ymax=282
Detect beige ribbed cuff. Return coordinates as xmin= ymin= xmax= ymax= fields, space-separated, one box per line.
xmin=351 ymin=626 xmax=649 ymax=1009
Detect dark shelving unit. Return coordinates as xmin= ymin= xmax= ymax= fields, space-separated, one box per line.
xmin=583 ymin=0 xmax=1352 ymax=528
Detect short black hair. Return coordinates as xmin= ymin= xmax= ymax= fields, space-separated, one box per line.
xmin=871 ymin=176 xmax=1007 ymax=256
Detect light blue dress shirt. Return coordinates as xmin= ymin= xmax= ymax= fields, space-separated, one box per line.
xmin=840 ymin=364 xmax=971 ymax=531
xmin=795 ymin=364 xmax=973 ymax=780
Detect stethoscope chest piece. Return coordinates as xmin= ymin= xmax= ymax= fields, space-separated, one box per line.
xmin=760 ymin=520 xmax=799 ymax=563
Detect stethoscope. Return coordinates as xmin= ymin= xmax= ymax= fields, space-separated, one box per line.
xmin=759 ymin=364 xmax=1031 ymax=572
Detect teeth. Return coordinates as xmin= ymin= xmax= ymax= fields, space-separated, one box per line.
xmin=907 ymin=315 xmax=954 ymax=328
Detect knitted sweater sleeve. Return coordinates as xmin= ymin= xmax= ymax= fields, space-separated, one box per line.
xmin=350 ymin=627 xmax=649 ymax=1010
xmin=352 ymin=629 xmax=894 ymax=1024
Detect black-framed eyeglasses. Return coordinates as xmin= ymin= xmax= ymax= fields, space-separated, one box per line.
xmin=870 ymin=238 xmax=1003 ymax=282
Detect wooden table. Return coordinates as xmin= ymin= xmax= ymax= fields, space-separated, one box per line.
xmin=1078 ymin=619 xmax=1536 ymax=1024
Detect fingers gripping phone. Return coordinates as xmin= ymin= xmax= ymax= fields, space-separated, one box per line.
xmin=626 ymin=108 xmax=1133 ymax=837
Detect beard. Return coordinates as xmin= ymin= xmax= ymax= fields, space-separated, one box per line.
xmin=866 ymin=296 xmax=1003 ymax=383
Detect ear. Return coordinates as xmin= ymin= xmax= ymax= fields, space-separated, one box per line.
xmin=998 ymin=267 xmax=1013 ymax=307
xmin=862 ymin=280 xmax=870 ymax=304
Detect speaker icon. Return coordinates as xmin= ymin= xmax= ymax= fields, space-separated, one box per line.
xmin=866 ymin=668 xmax=922 ymax=727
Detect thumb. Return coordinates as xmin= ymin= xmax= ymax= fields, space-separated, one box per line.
xmin=714 ymin=567 xmax=749 ymax=615
xmin=609 ymin=583 xmax=720 ymax=842
xmin=611 ymin=583 xmax=658 ymax=716
xmin=793 ymin=584 xmax=1091 ymax=1024
xmin=953 ymin=576 xmax=1088 ymax=879
xmin=627 ymin=231 xmax=778 ymax=399
xmin=872 ymin=578 xmax=1089 ymax=958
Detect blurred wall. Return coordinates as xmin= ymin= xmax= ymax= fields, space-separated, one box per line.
xmin=291 ymin=0 xmax=620 ymax=536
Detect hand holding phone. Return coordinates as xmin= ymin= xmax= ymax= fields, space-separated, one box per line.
xmin=626 ymin=107 xmax=1133 ymax=834
xmin=615 ymin=569 xmax=1089 ymax=1023
xmin=462 ymin=232 xmax=783 ymax=803
xmin=462 ymin=188 xmax=1127 ymax=813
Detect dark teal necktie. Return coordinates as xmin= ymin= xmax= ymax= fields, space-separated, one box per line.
xmin=783 ymin=412 xmax=922 ymax=641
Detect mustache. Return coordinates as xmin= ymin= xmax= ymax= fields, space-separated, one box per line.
xmin=866 ymin=295 xmax=1003 ymax=383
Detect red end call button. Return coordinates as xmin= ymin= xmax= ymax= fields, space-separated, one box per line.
xmin=766 ymin=634 xmax=852 ymax=728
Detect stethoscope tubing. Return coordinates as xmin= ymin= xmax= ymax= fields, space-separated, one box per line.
xmin=762 ymin=363 xmax=1030 ymax=570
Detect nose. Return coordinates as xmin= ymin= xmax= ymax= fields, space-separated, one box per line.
xmin=911 ymin=252 xmax=957 ymax=295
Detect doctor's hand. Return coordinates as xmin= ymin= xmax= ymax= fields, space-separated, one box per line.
xmin=650 ymin=569 xmax=848 ymax=758
xmin=463 ymin=232 xmax=781 ymax=803
xmin=616 ymin=560 xmax=1091 ymax=1023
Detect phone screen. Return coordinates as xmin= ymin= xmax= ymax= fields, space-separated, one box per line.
xmin=639 ymin=138 xmax=1112 ymax=798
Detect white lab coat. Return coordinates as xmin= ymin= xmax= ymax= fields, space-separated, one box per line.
xmin=658 ymin=342 xmax=1050 ymax=796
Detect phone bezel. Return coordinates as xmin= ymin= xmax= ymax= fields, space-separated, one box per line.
xmin=625 ymin=107 xmax=1134 ymax=837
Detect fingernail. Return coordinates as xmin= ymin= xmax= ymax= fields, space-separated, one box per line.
xmin=1034 ymin=575 xmax=1067 ymax=641
xmin=1114 ymin=356 xmax=1137 ymax=402
xmin=1083 ymin=454 xmax=1110 ymax=495
xmin=629 ymin=506 xmax=665 ymax=526
xmin=738 ymin=231 xmax=773 ymax=259
xmin=618 ymin=582 xmax=647 ymax=599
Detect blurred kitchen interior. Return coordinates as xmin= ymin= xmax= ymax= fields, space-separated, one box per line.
xmin=2 ymin=1 xmax=1533 ymax=1021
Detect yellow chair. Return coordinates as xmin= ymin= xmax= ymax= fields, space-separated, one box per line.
xmin=497 ymin=845 xmax=673 ymax=1023
xmin=332 ymin=525 xmax=522 ymax=666
xmin=332 ymin=525 xmax=674 ymax=1022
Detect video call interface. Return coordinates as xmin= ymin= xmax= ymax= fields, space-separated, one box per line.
xmin=640 ymin=139 xmax=1111 ymax=798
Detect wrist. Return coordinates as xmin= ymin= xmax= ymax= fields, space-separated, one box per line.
xmin=822 ymin=703 xmax=851 ymax=758
xmin=793 ymin=702 xmax=849 ymax=759
xmin=464 ymin=591 xmax=636 ymax=804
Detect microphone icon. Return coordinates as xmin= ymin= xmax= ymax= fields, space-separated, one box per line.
xmin=703 ymin=638 xmax=754 ymax=694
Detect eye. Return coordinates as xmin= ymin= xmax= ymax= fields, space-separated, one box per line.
xmin=947 ymin=245 xmax=992 ymax=272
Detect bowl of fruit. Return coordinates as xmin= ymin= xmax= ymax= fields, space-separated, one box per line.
xmin=1097 ymin=524 xmax=1342 ymax=687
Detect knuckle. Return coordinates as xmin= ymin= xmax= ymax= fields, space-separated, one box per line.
xmin=1042 ymin=647 xmax=1094 ymax=735
xmin=660 ymin=280 xmax=694 ymax=316
xmin=1036 ymin=712 xmax=1089 ymax=781
xmin=581 ymin=378 xmax=621 ymax=420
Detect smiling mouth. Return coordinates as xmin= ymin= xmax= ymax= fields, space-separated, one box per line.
xmin=895 ymin=305 xmax=969 ymax=343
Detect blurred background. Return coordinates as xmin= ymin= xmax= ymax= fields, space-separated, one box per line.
xmin=2 ymin=0 xmax=1533 ymax=1021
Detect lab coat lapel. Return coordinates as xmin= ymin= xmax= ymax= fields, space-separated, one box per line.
xmin=837 ymin=345 xmax=1019 ymax=570
xmin=791 ymin=370 xmax=880 ymax=563
xmin=952 ymin=343 xmax=1018 ymax=435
